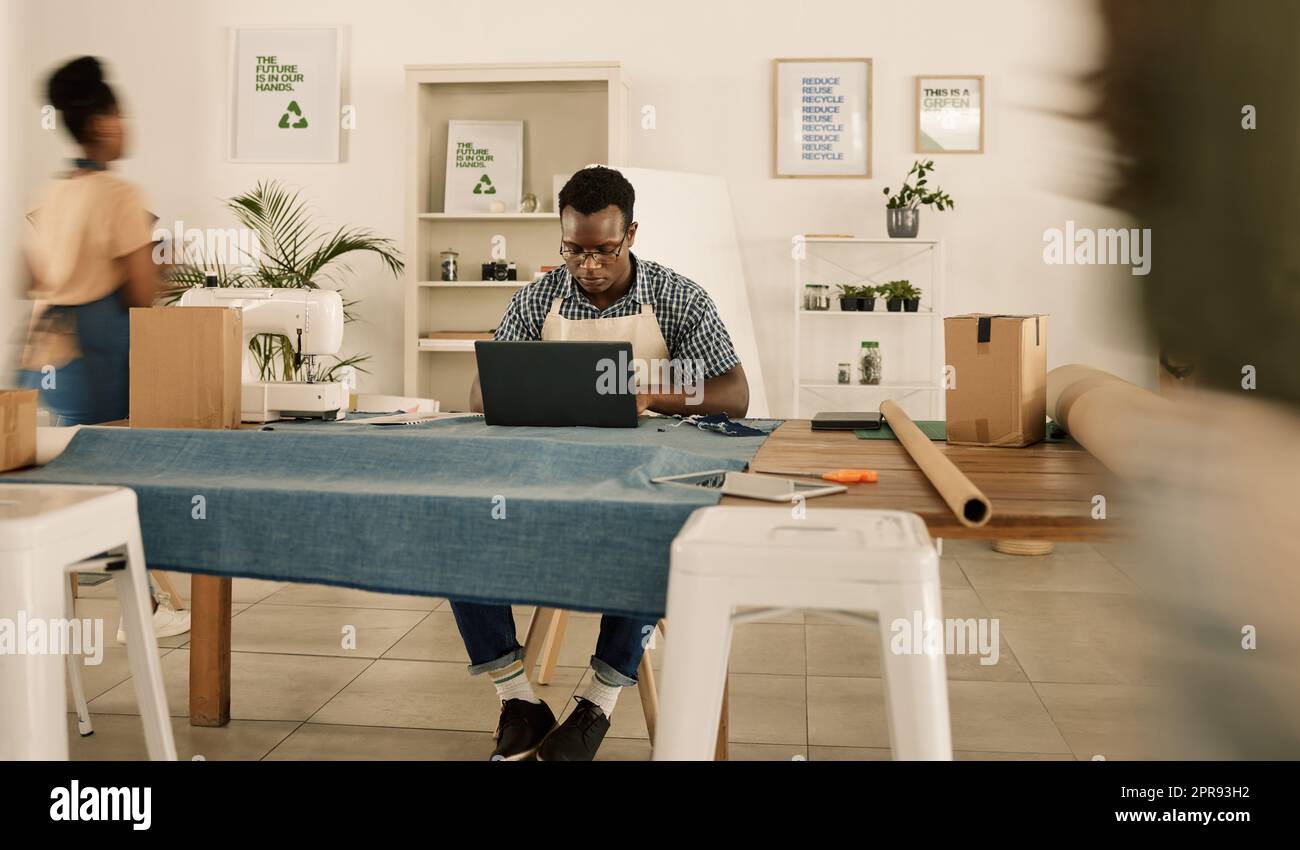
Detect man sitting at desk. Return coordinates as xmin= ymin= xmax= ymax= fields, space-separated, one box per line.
xmin=458 ymin=165 xmax=749 ymax=760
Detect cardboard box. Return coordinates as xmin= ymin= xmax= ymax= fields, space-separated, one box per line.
xmin=130 ymin=307 xmax=242 ymax=429
xmin=944 ymin=314 xmax=1048 ymax=447
xmin=1 ymin=389 xmax=38 ymax=471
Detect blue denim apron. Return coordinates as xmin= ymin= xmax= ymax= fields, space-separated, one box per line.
xmin=18 ymin=290 xmax=131 ymax=425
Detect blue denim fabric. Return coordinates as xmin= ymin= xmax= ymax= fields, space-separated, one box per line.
xmin=450 ymin=600 xmax=653 ymax=684
xmin=9 ymin=419 xmax=776 ymax=619
xmin=17 ymin=291 xmax=130 ymax=425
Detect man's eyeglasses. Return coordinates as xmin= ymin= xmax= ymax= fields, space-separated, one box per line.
xmin=559 ymin=229 xmax=629 ymax=266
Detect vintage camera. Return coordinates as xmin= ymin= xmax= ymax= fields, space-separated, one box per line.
xmin=480 ymin=261 xmax=517 ymax=282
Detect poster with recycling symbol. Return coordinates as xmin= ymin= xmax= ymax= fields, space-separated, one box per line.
xmin=443 ymin=120 xmax=523 ymax=213
xmin=230 ymin=27 xmax=340 ymax=162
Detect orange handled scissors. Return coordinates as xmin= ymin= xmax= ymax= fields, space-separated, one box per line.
xmin=759 ymin=468 xmax=879 ymax=484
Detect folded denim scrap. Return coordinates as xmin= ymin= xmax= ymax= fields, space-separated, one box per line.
xmin=660 ymin=413 xmax=770 ymax=437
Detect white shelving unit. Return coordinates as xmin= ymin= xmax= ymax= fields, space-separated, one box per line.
xmin=792 ymin=237 xmax=946 ymax=419
xmin=403 ymin=62 xmax=628 ymax=410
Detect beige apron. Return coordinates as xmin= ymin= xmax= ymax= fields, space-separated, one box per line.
xmin=540 ymin=296 xmax=670 ymax=390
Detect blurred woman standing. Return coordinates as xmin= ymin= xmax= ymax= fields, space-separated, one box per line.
xmin=19 ymin=55 xmax=161 ymax=425
xmin=19 ymin=56 xmax=188 ymax=641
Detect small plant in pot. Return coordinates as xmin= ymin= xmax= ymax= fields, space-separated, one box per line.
xmin=880 ymin=280 xmax=922 ymax=312
xmin=857 ymin=285 xmax=877 ymax=311
xmin=837 ymin=285 xmax=876 ymax=311
xmin=883 ymin=159 xmax=954 ymax=238
xmin=836 ymin=284 xmax=859 ymax=311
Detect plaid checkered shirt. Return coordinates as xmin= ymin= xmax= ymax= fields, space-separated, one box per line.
xmin=493 ymin=253 xmax=742 ymax=380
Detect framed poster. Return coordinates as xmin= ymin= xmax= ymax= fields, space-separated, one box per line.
xmin=916 ymin=75 xmax=984 ymax=154
xmin=774 ymin=58 xmax=871 ymax=178
xmin=228 ymin=27 xmax=342 ymax=162
xmin=444 ymin=120 xmax=523 ymax=213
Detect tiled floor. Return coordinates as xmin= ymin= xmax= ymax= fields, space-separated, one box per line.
xmin=66 ymin=540 xmax=1180 ymax=761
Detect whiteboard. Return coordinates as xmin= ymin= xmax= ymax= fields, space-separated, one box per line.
xmin=611 ymin=166 xmax=771 ymax=418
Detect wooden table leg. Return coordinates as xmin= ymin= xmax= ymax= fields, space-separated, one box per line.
xmin=637 ymin=651 xmax=659 ymax=745
xmin=537 ymin=610 xmax=569 ymax=685
xmin=189 ymin=575 xmax=231 ymax=727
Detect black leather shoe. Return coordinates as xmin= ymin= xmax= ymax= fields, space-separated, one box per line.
xmin=537 ymin=698 xmax=610 ymax=761
xmin=491 ymin=698 xmax=557 ymax=761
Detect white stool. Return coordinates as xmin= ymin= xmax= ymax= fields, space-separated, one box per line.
xmin=655 ymin=506 xmax=952 ymax=761
xmin=0 ymin=484 xmax=176 ymax=760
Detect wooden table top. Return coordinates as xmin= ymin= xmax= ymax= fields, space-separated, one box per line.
xmin=732 ymin=421 xmax=1124 ymax=541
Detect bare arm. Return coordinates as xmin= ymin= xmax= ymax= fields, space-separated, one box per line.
xmin=639 ymin=363 xmax=750 ymax=418
xmin=120 ymin=243 xmax=162 ymax=308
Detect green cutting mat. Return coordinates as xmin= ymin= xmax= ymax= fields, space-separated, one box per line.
xmin=855 ymin=421 xmax=1072 ymax=442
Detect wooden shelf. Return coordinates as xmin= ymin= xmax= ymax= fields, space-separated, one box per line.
xmin=404 ymin=62 xmax=628 ymax=409
xmin=801 ymin=381 xmax=941 ymax=392
xmin=418 ymin=212 xmax=559 ymax=221
xmin=418 ymin=280 xmax=527 ymax=288
xmin=418 ymin=339 xmax=479 ymax=352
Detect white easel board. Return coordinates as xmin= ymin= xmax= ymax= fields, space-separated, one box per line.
xmin=611 ymin=166 xmax=771 ymax=418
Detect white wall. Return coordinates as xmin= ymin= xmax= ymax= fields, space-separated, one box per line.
xmin=9 ymin=0 xmax=1154 ymax=413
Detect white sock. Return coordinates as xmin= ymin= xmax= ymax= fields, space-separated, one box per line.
xmin=490 ymin=660 xmax=539 ymax=704
xmin=581 ymin=669 xmax=622 ymax=717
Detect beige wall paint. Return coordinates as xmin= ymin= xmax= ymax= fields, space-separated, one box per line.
xmin=7 ymin=0 xmax=1153 ymax=413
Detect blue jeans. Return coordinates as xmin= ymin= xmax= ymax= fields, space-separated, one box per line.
xmin=449 ymin=600 xmax=655 ymax=687
xmin=17 ymin=291 xmax=130 ymax=425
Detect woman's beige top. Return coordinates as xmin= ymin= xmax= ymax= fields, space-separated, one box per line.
xmin=21 ymin=171 xmax=153 ymax=369
xmin=25 ymin=171 xmax=153 ymax=304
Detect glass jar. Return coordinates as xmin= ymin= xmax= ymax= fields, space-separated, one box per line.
xmin=803 ymin=284 xmax=830 ymax=311
xmin=837 ymin=362 xmax=852 ymax=385
xmin=439 ymin=249 xmax=459 ymax=282
xmin=859 ymin=341 xmax=882 ymax=385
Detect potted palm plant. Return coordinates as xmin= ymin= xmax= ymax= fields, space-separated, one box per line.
xmin=165 ymin=180 xmax=404 ymax=383
xmin=883 ymin=159 xmax=954 ymax=238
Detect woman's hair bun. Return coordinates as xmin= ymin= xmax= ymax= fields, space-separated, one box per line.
xmin=48 ymin=56 xmax=105 ymax=109
xmin=47 ymin=56 xmax=116 ymax=143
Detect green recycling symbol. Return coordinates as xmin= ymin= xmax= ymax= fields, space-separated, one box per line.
xmin=472 ymin=174 xmax=496 ymax=195
xmin=278 ymin=100 xmax=309 ymax=129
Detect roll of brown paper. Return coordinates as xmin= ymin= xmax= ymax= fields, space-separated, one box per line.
xmin=1046 ymin=364 xmax=1174 ymax=478
xmin=881 ymin=399 xmax=992 ymax=527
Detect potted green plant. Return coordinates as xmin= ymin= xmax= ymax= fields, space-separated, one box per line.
xmin=858 ymin=285 xmax=877 ymax=312
xmin=880 ymin=280 xmax=921 ymax=312
xmin=882 ymin=281 xmax=903 ymax=312
xmin=883 ymin=159 xmax=954 ymax=238
xmin=902 ymin=282 xmax=922 ymax=312
xmin=165 ymin=180 xmax=404 ymax=382
xmin=836 ymin=285 xmax=875 ymax=311
xmin=836 ymin=284 xmax=860 ymax=311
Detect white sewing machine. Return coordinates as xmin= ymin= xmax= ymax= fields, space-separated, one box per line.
xmin=177 ymin=286 xmax=349 ymax=423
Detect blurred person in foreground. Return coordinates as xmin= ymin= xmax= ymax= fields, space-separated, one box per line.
xmin=18 ymin=56 xmax=187 ymax=641
xmin=1091 ymin=0 xmax=1300 ymax=757
xmin=18 ymin=55 xmax=161 ymax=425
